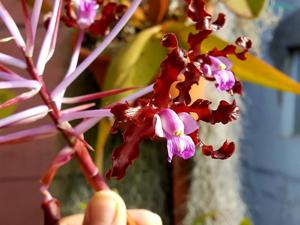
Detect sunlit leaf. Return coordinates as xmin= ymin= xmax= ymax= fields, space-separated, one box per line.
xmin=0 ymin=90 xmax=16 ymax=118
xmin=102 ymin=25 xmax=167 ymax=105
xmin=221 ymin=0 xmax=268 ymax=19
xmin=163 ymin=21 xmax=300 ymax=95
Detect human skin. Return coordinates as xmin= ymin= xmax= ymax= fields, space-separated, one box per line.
xmin=59 ymin=190 xmax=163 ymax=225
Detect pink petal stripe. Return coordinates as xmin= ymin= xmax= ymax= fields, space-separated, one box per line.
xmin=0 ymin=124 xmax=56 ymax=145
xmin=61 ymin=103 xmax=96 ymax=115
xmin=0 ymin=53 xmax=26 ymax=69
xmin=75 ymin=116 xmax=109 ymax=134
xmin=55 ymin=31 xmax=85 ymax=109
xmin=0 ymin=2 xmax=25 ymax=49
xmin=0 ymin=72 xmax=26 ymax=81
xmin=0 ymin=105 xmax=49 ymax=128
xmin=62 ymin=87 xmax=137 ymax=104
xmin=51 ymin=0 xmax=143 ymax=99
xmin=0 ymin=88 xmax=40 ymax=110
xmin=0 ymin=80 xmax=41 ymax=89
xmin=36 ymin=0 xmax=62 ymax=75
xmin=59 ymin=109 xmax=112 ymax=122
xmin=21 ymin=0 xmax=33 ymax=56
xmin=119 ymin=84 xmax=154 ymax=103
xmin=31 ymin=0 xmax=43 ymax=44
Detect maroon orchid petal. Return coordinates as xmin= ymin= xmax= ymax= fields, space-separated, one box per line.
xmin=212 ymin=141 xmax=235 ymax=159
xmin=172 ymin=99 xmax=212 ymax=122
xmin=201 ymin=141 xmax=235 ymax=159
xmin=185 ymin=0 xmax=210 ymax=29
xmin=199 ymin=100 xmax=239 ymax=124
xmin=89 ymin=2 xmax=127 ymax=36
xmin=106 ymin=121 xmax=154 ymax=180
xmin=161 ymin=33 xmax=178 ymax=49
xmin=231 ymin=80 xmax=243 ymax=95
xmin=188 ymin=30 xmax=212 ymax=55
xmin=174 ymin=63 xmax=201 ymax=105
xmin=152 ymin=47 xmax=186 ymax=108
xmin=189 ymin=129 xmax=200 ymax=146
xmin=202 ymin=144 xmax=213 ymax=156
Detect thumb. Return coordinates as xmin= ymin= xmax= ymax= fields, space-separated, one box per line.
xmin=83 ymin=190 xmax=127 ymax=225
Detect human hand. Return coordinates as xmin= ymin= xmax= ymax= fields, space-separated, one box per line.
xmin=59 ymin=190 xmax=163 ymax=225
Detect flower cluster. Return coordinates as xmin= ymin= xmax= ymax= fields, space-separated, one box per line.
xmin=106 ymin=0 xmax=251 ymax=179
xmin=0 ymin=0 xmax=251 ymax=223
xmin=62 ymin=0 xmax=127 ymax=35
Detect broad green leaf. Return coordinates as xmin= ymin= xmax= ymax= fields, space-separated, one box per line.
xmin=239 ymin=217 xmax=253 ymax=225
xmin=0 ymin=90 xmax=16 ymax=118
xmin=163 ymin=21 xmax=300 ymax=95
xmin=221 ymin=0 xmax=268 ymax=19
xmin=102 ymin=25 xmax=167 ymax=105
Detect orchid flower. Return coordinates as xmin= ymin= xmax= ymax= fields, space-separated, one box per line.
xmin=203 ymin=56 xmax=235 ymax=91
xmin=154 ymin=109 xmax=198 ymax=162
xmin=72 ymin=0 xmax=99 ymax=29
xmin=0 ymin=0 xmax=250 ymax=223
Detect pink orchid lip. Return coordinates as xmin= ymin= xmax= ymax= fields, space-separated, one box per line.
xmin=154 ymin=109 xmax=199 ymax=162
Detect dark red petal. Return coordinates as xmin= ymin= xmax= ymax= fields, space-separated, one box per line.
xmin=202 ymin=144 xmax=213 ymax=156
xmin=203 ymin=100 xmax=239 ymax=124
xmin=212 ymin=13 xmax=226 ymax=29
xmin=201 ymin=141 xmax=235 ymax=159
xmin=106 ymin=121 xmax=154 ymax=180
xmin=189 ymin=129 xmax=200 ymax=146
xmin=188 ymin=30 xmax=212 ymax=55
xmin=152 ymin=48 xmax=186 ymax=107
xmin=231 ymin=80 xmax=243 ymax=95
xmin=211 ymin=141 xmax=235 ymax=159
xmin=161 ymin=33 xmax=178 ymax=48
xmin=89 ymin=3 xmax=127 ymax=36
xmin=172 ymin=99 xmax=212 ymax=121
xmin=174 ymin=63 xmax=201 ymax=105
xmin=185 ymin=0 xmax=210 ymax=26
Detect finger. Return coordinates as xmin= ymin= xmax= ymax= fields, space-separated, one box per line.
xmin=127 ymin=209 xmax=163 ymax=225
xmin=59 ymin=214 xmax=84 ymax=225
xmin=83 ymin=190 xmax=127 ymax=225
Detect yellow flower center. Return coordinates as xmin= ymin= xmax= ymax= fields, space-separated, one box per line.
xmin=175 ymin=130 xmax=183 ymax=136
xmin=219 ymin=63 xmax=226 ymax=70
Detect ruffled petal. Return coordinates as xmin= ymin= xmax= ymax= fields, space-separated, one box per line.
xmin=178 ymin=112 xmax=198 ymax=134
xmin=153 ymin=114 xmax=165 ymax=138
xmin=166 ymin=135 xmax=195 ymax=162
xmin=158 ymin=109 xmax=184 ymax=136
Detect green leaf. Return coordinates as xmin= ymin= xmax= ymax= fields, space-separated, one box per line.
xmin=0 ymin=90 xmax=16 ymax=118
xmin=239 ymin=217 xmax=253 ymax=225
xmin=163 ymin=21 xmax=300 ymax=95
xmin=221 ymin=0 xmax=268 ymax=19
xmin=102 ymin=25 xmax=167 ymax=105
